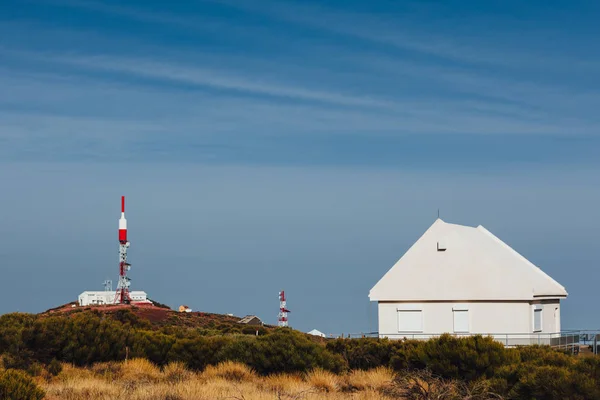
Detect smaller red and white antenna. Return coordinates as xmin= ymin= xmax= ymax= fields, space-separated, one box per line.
xmin=278 ymin=290 xmax=290 ymax=327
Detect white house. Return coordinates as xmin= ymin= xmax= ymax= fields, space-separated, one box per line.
xmin=78 ymin=291 xmax=149 ymax=306
xmin=369 ymin=219 xmax=567 ymax=346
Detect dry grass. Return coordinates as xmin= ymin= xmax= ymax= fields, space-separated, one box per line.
xmin=305 ymin=369 xmax=340 ymax=392
xmin=162 ymin=361 xmax=193 ymax=383
xmin=39 ymin=360 xmax=504 ymax=400
xmin=55 ymin=363 xmax=96 ymax=382
xmin=201 ymin=360 xmax=256 ymax=382
xmin=120 ymin=358 xmax=162 ymax=384
xmin=260 ymin=372 xmax=311 ymax=394
xmin=44 ymin=376 xmax=122 ymax=400
xmin=343 ymin=367 xmax=395 ymax=391
xmin=91 ymin=361 xmax=122 ymax=380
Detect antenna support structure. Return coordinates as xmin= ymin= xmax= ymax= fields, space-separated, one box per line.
xmin=278 ymin=290 xmax=290 ymax=327
xmin=115 ymin=196 xmax=132 ymax=304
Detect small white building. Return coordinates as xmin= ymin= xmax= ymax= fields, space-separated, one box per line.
xmin=78 ymin=291 xmax=149 ymax=306
xmin=308 ymin=329 xmax=326 ymax=337
xmin=369 ymin=219 xmax=568 ymax=346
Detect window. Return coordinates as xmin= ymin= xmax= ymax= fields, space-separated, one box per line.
xmin=533 ymin=307 xmax=542 ymax=332
xmin=397 ymin=310 xmax=423 ymax=332
xmin=453 ymin=308 xmax=469 ymax=333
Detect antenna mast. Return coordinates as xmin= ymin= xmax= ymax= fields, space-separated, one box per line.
xmin=115 ymin=196 xmax=132 ymax=304
xmin=278 ymin=290 xmax=290 ymax=327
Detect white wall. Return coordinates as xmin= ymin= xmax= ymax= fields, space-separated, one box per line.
xmin=78 ymin=291 xmax=148 ymax=306
xmin=79 ymin=292 xmax=115 ymax=306
xmin=540 ymin=300 xmax=561 ymax=333
xmin=378 ymin=300 xmax=562 ymax=340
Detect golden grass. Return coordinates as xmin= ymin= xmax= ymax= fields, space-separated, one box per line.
xmin=161 ymin=361 xmax=193 ymax=383
xmin=44 ymin=376 xmax=122 ymax=400
xmin=120 ymin=358 xmax=162 ymax=384
xmin=260 ymin=372 xmax=311 ymax=394
xmin=38 ymin=360 xmax=503 ymax=400
xmin=201 ymin=360 xmax=256 ymax=382
xmin=91 ymin=361 xmax=122 ymax=380
xmin=305 ymin=368 xmax=340 ymax=392
xmin=55 ymin=363 xmax=96 ymax=382
xmin=343 ymin=366 xmax=395 ymax=391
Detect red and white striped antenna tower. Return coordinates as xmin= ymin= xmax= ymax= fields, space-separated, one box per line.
xmin=114 ymin=196 xmax=132 ymax=304
xmin=278 ymin=290 xmax=290 ymax=327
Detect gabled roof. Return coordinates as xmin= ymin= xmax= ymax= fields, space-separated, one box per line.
xmin=308 ymin=329 xmax=326 ymax=337
xmin=238 ymin=315 xmax=262 ymax=324
xmin=369 ymin=219 xmax=567 ymax=301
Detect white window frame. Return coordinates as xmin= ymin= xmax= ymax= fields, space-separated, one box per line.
xmin=533 ymin=305 xmax=543 ymax=332
xmin=452 ymin=305 xmax=470 ymax=333
xmin=397 ymin=306 xmax=423 ymax=333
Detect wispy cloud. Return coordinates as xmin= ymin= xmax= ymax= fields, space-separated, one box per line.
xmin=32 ymin=50 xmax=600 ymax=132
xmin=54 ymin=55 xmax=402 ymax=109
xmin=1 ymin=0 xmax=599 ymax=165
xmin=211 ymin=0 xmax=600 ymax=71
xmin=31 ymin=0 xmax=205 ymax=28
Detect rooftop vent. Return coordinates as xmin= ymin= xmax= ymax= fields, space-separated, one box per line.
xmin=437 ymin=239 xmax=447 ymax=251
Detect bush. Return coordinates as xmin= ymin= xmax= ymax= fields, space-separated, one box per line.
xmin=411 ymin=334 xmax=507 ymax=381
xmin=509 ymin=365 xmax=600 ymax=400
xmin=0 ymin=369 xmax=45 ymax=400
xmin=245 ymin=329 xmax=347 ymax=374
xmin=514 ymin=345 xmax=573 ymax=367
xmin=326 ymin=337 xmax=401 ymax=370
xmin=327 ymin=334 xmax=508 ymax=381
xmin=47 ymin=359 xmax=62 ymax=376
xmin=575 ymin=356 xmax=600 ymax=382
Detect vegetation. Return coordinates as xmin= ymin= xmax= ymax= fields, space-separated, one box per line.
xmin=0 ymin=369 xmax=45 ymax=400
xmin=0 ymin=309 xmax=599 ymax=399
xmin=41 ymin=360 xmax=397 ymax=400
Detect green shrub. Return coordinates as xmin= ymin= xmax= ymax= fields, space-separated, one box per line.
xmin=575 ymin=356 xmax=600 ymax=381
xmin=509 ymin=364 xmax=600 ymax=400
xmin=169 ymin=329 xmax=347 ymax=374
xmin=47 ymin=359 xmax=62 ymax=376
xmin=514 ymin=345 xmax=573 ymax=367
xmin=247 ymin=329 xmax=347 ymax=374
xmin=0 ymin=369 xmax=45 ymax=400
xmin=412 ymin=334 xmax=507 ymax=381
xmin=327 ymin=337 xmax=398 ymax=370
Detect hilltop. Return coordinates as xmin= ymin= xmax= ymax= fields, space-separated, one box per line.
xmin=40 ymin=302 xmax=277 ymax=334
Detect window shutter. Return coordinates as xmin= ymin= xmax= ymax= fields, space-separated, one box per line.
xmin=397 ymin=310 xmax=423 ymax=332
xmin=453 ymin=310 xmax=469 ymax=333
xmin=534 ymin=308 xmax=542 ymax=332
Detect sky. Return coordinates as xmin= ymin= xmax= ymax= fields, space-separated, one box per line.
xmin=0 ymin=0 xmax=599 ymax=334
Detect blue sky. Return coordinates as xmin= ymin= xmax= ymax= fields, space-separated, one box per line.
xmin=0 ymin=0 xmax=599 ymax=333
